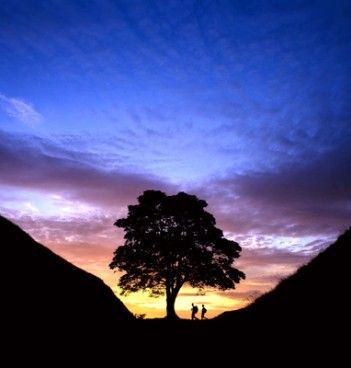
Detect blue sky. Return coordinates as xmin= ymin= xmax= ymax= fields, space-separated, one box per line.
xmin=1 ymin=0 xmax=350 ymax=181
xmin=0 ymin=0 xmax=350 ymax=317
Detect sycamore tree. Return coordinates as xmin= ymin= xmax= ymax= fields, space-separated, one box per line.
xmin=109 ymin=190 xmax=245 ymax=319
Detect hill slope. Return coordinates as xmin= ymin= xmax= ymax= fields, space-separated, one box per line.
xmin=1 ymin=215 xmax=134 ymax=337
xmin=217 ymin=227 xmax=351 ymax=328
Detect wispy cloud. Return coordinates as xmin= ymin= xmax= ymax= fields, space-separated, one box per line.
xmin=0 ymin=93 xmax=43 ymax=126
xmin=1 ymin=129 xmax=349 ymax=242
xmin=0 ymin=130 xmax=174 ymax=209
xmin=192 ymin=140 xmax=351 ymax=244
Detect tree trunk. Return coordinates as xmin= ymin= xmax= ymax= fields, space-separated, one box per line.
xmin=166 ymin=287 xmax=181 ymax=319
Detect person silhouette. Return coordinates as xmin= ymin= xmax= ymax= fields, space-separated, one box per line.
xmin=201 ymin=304 xmax=207 ymax=320
xmin=191 ymin=303 xmax=198 ymax=320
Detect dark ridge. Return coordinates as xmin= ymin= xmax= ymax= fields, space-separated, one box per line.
xmin=1 ymin=214 xmax=134 ymax=340
xmin=216 ymin=227 xmax=351 ymax=328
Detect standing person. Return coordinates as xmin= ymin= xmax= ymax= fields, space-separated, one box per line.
xmin=201 ymin=304 xmax=207 ymax=320
xmin=191 ymin=303 xmax=198 ymax=320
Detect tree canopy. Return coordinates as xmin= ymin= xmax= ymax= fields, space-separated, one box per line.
xmin=110 ymin=190 xmax=245 ymax=319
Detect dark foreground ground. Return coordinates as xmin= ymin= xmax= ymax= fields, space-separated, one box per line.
xmin=8 ymin=316 xmax=347 ymax=366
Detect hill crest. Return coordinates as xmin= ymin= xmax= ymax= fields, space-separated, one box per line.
xmin=1 ymin=214 xmax=134 ymax=334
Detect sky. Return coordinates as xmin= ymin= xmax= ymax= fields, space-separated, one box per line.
xmin=0 ymin=0 xmax=350 ymax=318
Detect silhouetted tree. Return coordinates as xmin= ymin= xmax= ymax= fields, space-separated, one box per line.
xmin=110 ymin=190 xmax=245 ymax=319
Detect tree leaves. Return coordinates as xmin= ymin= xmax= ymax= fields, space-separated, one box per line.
xmin=109 ymin=190 xmax=246 ymax=317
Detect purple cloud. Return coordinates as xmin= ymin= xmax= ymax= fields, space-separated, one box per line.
xmin=0 ymin=130 xmax=174 ymax=209
xmin=194 ymin=141 xmax=350 ymax=240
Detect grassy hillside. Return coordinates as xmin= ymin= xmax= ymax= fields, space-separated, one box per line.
xmin=217 ymin=227 xmax=350 ymax=329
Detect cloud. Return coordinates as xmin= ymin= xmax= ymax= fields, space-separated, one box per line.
xmin=1 ymin=128 xmax=348 ymax=244
xmin=0 ymin=130 xmax=174 ymax=210
xmin=0 ymin=207 xmax=118 ymax=247
xmin=0 ymin=93 xmax=43 ymax=126
xmin=195 ymin=141 xmax=351 ymax=240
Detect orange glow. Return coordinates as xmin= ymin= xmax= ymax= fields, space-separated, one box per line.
xmin=48 ymin=241 xmax=283 ymax=319
xmin=17 ymin=216 xmax=309 ymax=320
